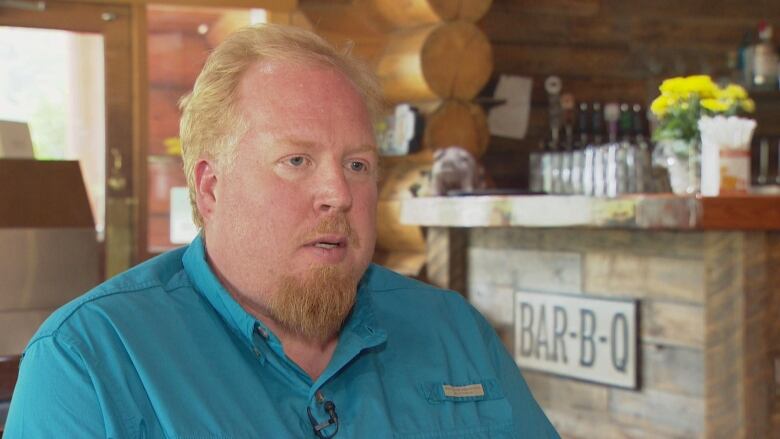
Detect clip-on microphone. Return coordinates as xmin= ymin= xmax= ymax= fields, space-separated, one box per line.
xmin=307 ymin=400 xmax=339 ymax=438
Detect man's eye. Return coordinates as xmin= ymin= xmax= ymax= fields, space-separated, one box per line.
xmin=288 ymin=156 xmax=306 ymax=166
xmin=349 ymin=161 xmax=367 ymax=172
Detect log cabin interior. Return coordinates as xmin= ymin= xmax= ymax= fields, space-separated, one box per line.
xmin=1 ymin=0 xmax=780 ymax=437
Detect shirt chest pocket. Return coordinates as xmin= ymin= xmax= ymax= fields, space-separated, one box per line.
xmin=391 ymin=379 xmax=517 ymax=439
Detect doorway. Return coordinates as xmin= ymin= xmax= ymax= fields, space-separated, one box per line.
xmin=0 ymin=0 xmax=138 ymax=277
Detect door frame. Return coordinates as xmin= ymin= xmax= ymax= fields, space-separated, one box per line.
xmin=0 ymin=0 xmax=145 ymax=276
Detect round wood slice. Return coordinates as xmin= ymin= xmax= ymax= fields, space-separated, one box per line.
xmin=424 ymin=99 xmax=489 ymax=157
xmin=377 ymin=21 xmax=492 ymax=102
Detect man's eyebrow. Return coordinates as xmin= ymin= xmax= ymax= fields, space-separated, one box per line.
xmin=274 ymin=138 xmax=317 ymax=149
xmin=274 ymin=138 xmax=378 ymax=155
xmin=349 ymin=144 xmax=379 ymax=155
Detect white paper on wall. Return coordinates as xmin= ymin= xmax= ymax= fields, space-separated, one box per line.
xmin=487 ymin=75 xmax=533 ymax=140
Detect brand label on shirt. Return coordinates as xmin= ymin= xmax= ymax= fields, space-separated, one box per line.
xmin=442 ymin=384 xmax=485 ymax=398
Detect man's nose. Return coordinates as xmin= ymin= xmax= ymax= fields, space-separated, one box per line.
xmin=315 ymin=163 xmax=353 ymax=213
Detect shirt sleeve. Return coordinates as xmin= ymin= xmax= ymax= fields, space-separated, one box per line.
xmin=469 ymin=304 xmax=561 ymax=438
xmin=3 ymin=334 xmax=106 ymax=438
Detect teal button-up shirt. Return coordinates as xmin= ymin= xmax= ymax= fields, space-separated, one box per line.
xmin=5 ymin=236 xmax=558 ymax=438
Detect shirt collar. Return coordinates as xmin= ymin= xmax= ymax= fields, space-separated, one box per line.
xmin=182 ymin=235 xmax=387 ymax=354
xmin=182 ymin=234 xmax=259 ymax=349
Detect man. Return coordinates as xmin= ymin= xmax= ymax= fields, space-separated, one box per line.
xmin=5 ymin=24 xmax=558 ymax=438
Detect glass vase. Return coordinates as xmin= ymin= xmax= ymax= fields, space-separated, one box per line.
xmin=653 ymin=139 xmax=701 ymax=195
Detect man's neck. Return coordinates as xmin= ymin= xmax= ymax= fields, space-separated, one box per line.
xmin=202 ymin=243 xmax=341 ymax=380
xmin=277 ymin=331 xmax=339 ymax=381
xmin=239 ymin=296 xmax=340 ymax=381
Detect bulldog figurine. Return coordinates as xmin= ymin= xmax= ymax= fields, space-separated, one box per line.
xmin=430 ymin=146 xmax=485 ymax=196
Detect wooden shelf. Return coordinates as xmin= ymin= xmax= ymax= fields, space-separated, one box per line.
xmin=401 ymin=193 xmax=780 ymax=231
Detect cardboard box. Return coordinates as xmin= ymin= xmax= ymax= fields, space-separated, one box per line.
xmin=0 ymin=308 xmax=54 ymax=356
xmin=0 ymin=160 xmax=98 ymax=354
xmin=0 ymin=121 xmax=34 ymax=159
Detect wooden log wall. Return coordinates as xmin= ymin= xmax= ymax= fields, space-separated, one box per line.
xmin=477 ymin=0 xmax=780 ymax=189
xmin=299 ymin=0 xmax=494 ymax=276
xmin=301 ymin=0 xmax=494 ymax=157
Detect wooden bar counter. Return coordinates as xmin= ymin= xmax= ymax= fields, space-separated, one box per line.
xmin=401 ymin=194 xmax=780 ymax=439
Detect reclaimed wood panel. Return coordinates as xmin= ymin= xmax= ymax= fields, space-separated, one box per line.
xmin=468 ymin=282 xmax=514 ymax=327
xmin=469 ymin=248 xmax=582 ymax=294
xmin=641 ymin=301 xmax=705 ymax=349
xmin=703 ymin=232 xmax=772 ymax=438
xmin=608 ymin=388 xmax=705 ymax=437
xmin=544 ymin=406 xmax=692 ymax=439
xmin=523 ymin=370 xmax=609 ymax=413
xmin=641 ymin=343 xmax=704 ymax=397
xmin=584 ymin=252 xmax=705 ymax=304
xmin=425 ymin=227 xmax=468 ymax=294
xmin=471 ymin=228 xmax=707 ymax=258
xmin=768 ymin=232 xmax=780 ymax=433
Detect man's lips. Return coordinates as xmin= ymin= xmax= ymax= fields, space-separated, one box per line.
xmin=304 ymin=235 xmax=348 ymax=249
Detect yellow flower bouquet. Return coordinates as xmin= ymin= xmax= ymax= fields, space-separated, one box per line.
xmin=650 ymin=75 xmax=755 ymax=148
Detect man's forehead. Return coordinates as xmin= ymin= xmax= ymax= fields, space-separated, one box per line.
xmin=240 ymin=59 xmax=348 ymax=91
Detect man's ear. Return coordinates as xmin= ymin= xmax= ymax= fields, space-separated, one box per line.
xmin=194 ymin=159 xmax=218 ymax=223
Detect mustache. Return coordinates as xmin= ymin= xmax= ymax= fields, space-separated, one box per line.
xmin=301 ymin=215 xmax=360 ymax=248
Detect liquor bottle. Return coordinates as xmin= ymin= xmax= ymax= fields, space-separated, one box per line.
xmin=604 ymin=102 xmax=620 ymax=144
xmin=758 ymin=138 xmax=769 ymax=185
xmin=529 ymin=140 xmax=545 ymax=193
xmin=576 ymin=102 xmax=590 ymax=148
xmin=618 ymin=103 xmax=633 ymax=142
xmin=545 ymin=76 xmax=563 ymax=150
xmin=752 ymin=20 xmax=779 ymax=90
xmin=561 ymin=94 xmax=576 ymax=150
xmin=631 ymin=104 xmax=648 ymax=142
xmin=591 ymin=102 xmax=604 ymax=145
xmin=776 ymin=140 xmax=780 ymax=185
xmin=738 ymin=31 xmax=756 ymax=87
xmin=631 ymin=104 xmax=651 ymax=193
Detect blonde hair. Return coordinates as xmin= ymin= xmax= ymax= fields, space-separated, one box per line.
xmin=179 ymin=24 xmax=383 ymax=228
